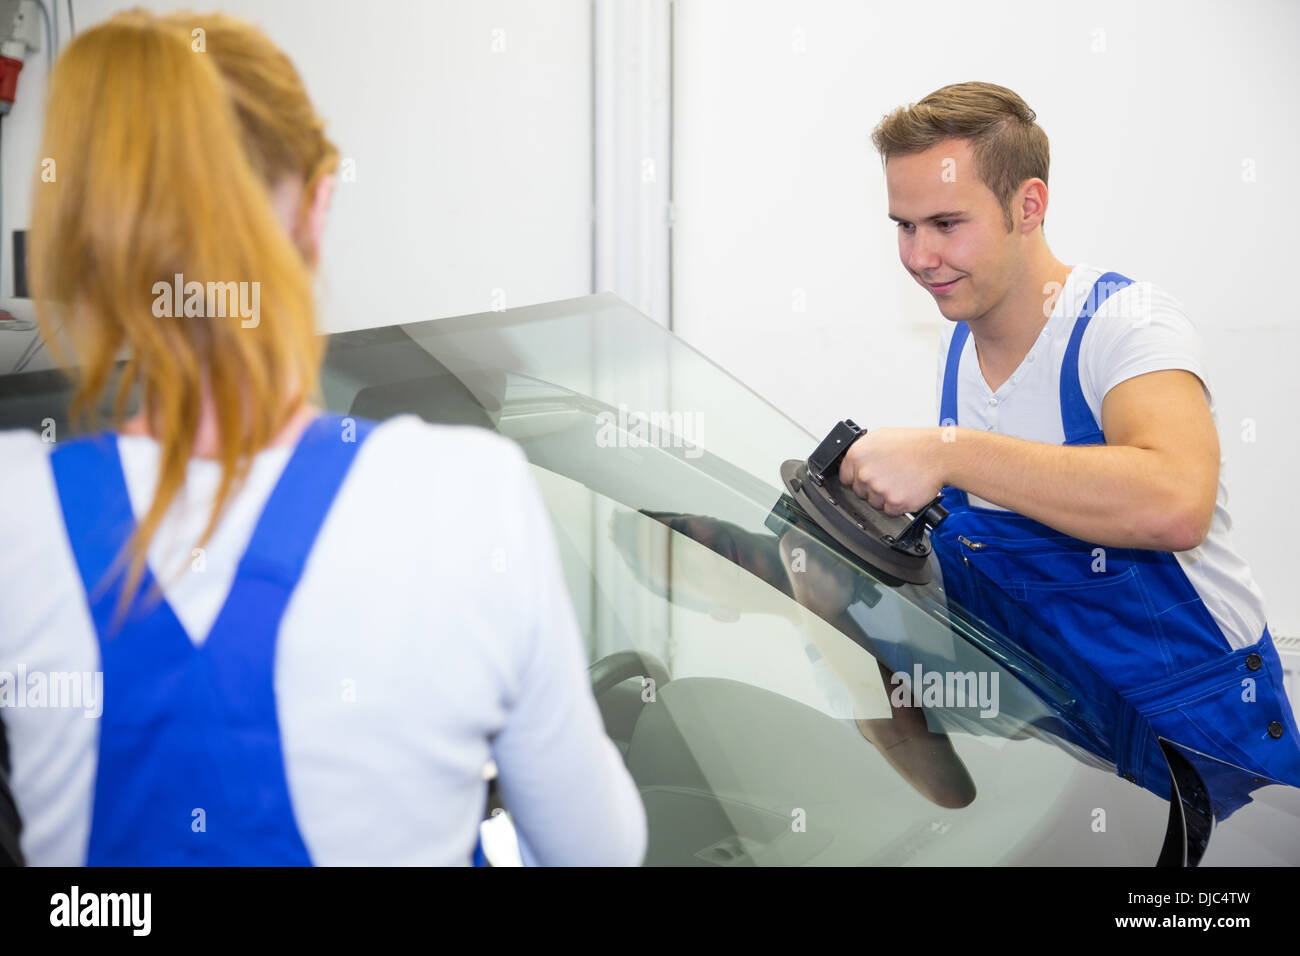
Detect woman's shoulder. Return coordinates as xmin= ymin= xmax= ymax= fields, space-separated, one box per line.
xmin=0 ymin=426 xmax=52 ymax=452
xmin=301 ymin=414 xmax=547 ymax=619
xmin=343 ymin=414 xmax=536 ymax=516
xmin=357 ymin=413 xmax=525 ymax=470
xmin=0 ymin=429 xmax=70 ymax=587
xmin=0 ymin=428 xmax=55 ymax=484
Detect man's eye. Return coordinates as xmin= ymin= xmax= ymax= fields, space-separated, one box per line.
xmin=897 ymin=222 xmax=913 ymax=232
xmin=937 ymin=220 xmax=955 ymax=230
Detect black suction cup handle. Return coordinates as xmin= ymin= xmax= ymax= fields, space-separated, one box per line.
xmin=807 ymin=419 xmax=864 ymax=483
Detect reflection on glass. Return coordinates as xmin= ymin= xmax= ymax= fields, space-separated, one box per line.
xmin=0 ymin=292 xmax=1220 ymax=863
xmin=314 ymin=293 xmax=1175 ymax=865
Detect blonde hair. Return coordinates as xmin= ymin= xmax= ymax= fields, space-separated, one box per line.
xmin=870 ymin=81 xmax=1050 ymax=232
xmin=29 ymin=9 xmax=337 ymax=621
xmin=160 ymin=12 xmax=339 ymax=254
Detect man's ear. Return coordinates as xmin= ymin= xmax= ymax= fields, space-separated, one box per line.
xmin=304 ymin=173 xmax=336 ymax=265
xmin=1017 ymin=178 xmax=1048 ymax=234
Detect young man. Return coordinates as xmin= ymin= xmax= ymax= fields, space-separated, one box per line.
xmin=842 ymin=80 xmax=1300 ymax=816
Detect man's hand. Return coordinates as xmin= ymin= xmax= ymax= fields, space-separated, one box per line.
xmin=837 ymin=427 xmax=949 ymax=517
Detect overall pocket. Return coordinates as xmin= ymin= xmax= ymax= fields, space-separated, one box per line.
xmin=964 ymin=543 xmax=1174 ymax=691
xmin=1123 ymin=636 xmax=1300 ymax=818
xmin=1168 ymin=648 xmax=1300 ymax=789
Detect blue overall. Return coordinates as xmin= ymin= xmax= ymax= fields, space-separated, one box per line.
xmin=931 ymin=272 xmax=1300 ymax=819
xmin=51 ymin=412 xmax=377 ymax=865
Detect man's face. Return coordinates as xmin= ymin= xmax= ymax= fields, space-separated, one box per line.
xmin=885 ymin=137 xmax=1018 ymax=323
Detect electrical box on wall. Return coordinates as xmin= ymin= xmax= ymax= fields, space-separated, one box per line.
xmin=0 ymin=0 xmax=42 ymax=49
xmin=0 ymin=0 xmax=41 ymax=114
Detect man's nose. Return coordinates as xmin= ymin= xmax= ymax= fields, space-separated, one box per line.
xmin=904 ymin=231 xmax=941 ymax=275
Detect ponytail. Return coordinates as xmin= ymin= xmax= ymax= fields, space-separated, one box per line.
xmin=29 ymin=10 xmax=326 ymax=624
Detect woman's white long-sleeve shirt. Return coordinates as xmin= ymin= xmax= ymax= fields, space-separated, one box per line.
xmin=0 ymin=414 xmax=646 ymax=866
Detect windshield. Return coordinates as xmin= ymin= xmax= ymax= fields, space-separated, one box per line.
xmin=319 ymin=293 xmax=1171 ymax=865
xmin=2 ymin=293 xmax=1277 ymax=863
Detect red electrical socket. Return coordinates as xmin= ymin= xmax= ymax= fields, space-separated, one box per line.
xmin=0 ymin=54 xmax=20 ymax=111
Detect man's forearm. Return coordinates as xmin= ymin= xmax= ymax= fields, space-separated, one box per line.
xmin=940 ymin=428 xmax=1205 ymax=551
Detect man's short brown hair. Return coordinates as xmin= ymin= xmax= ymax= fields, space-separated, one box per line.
xmin=870 ymin=81 xmax=1050 ymax=232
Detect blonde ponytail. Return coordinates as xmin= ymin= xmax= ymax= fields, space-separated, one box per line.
xmin=29 ymin=10 xmax=329 ymax=623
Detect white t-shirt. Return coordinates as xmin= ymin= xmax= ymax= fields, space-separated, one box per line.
xmin=0 ymin=413 xmax=646 ymax=866
xmin=934 ymin=262 xmax=1269 ymax=652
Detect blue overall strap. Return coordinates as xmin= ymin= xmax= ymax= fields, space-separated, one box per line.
xmin=194 ymin=412 xmax=377 ymax=863
xmin=52 ymin=413 xmax=377 ymax=865
xmin=208 ymin=412 xmax=376 ymax=634
xmin=939 ymin=322 xmax=970 ymax=430
xmin=52 ymin=432 xmax=222 ymax=864
xmin=1060 ymin=271 xmax=1133 ymax=446
xmin=50 ymin=433 xmax=153 ymax=630
xmin=938 ymin=322 xmax=972 ymax=508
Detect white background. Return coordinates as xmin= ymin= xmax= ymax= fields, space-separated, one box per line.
xmin=0 ymin=0 xmax=594 ymax=340
xmin=670 ymin=0 xmax=1300 ymax=638
xmin=0 ymin=0 xmax=1295 ymax=636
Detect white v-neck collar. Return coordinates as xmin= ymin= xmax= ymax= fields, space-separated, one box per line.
xmin=968 ymin=263 xmax=1098 ymax=400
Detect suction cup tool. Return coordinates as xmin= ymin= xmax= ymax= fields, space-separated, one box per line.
xmin=773 ymin=419 xmax=947 ymax=586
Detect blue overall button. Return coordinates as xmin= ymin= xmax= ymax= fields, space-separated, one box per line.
xmin=1246 ymin=653 xmax=1262 ymax=671
xmin=1268 ymin=721 xmax=1285 ymax=739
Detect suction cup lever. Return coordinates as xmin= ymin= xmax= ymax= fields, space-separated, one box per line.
xmin=885 ymin=497 xmax=949 ymax=555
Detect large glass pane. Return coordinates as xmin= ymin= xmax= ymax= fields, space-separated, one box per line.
xmin=0 ymin=292 xmax=1180 ymax=864
xmin=319 ymin=293 xmax=1173 ymax=865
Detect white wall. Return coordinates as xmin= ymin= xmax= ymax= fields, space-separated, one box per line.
xmin=5 ymin=0 xmax=1297 ymax=637
xmin=671 ymin=0 xmax=1300 ymax=635
xmin=0 ymin=0 xmax=593 ymax=362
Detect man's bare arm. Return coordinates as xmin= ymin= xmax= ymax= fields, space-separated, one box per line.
xmin=941 ymin=369 xmax=1219 ymax=551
